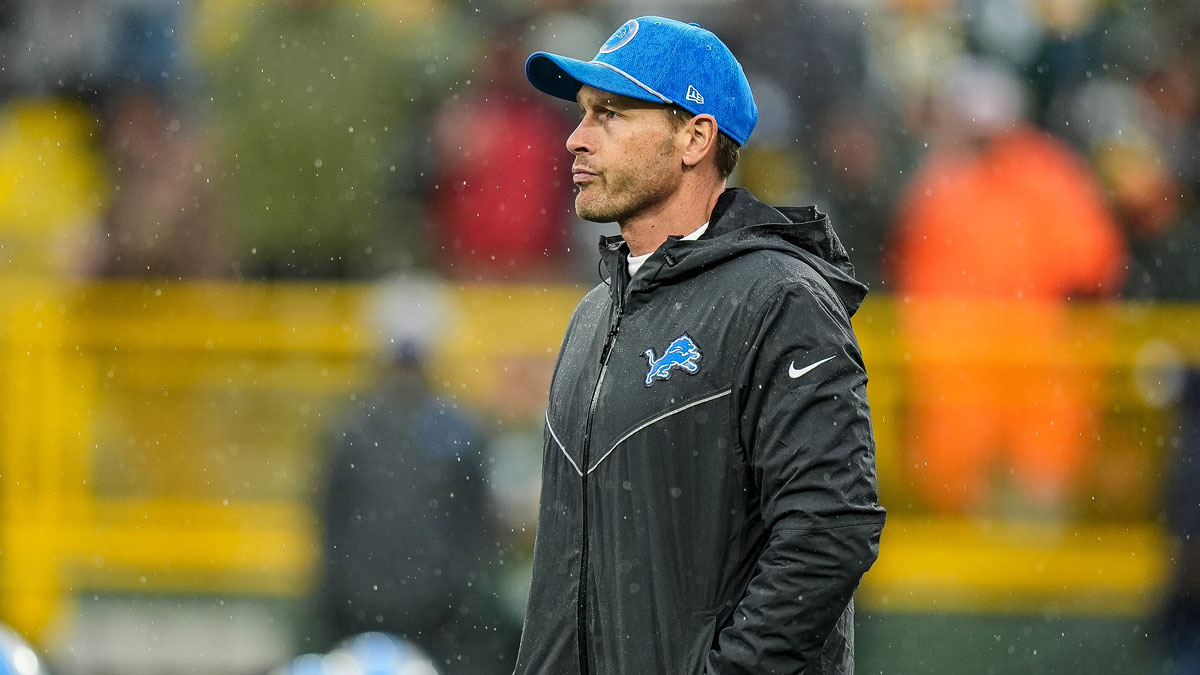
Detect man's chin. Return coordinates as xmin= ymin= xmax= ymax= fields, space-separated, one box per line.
xmin=575 ymin=196 xmax=619 ymax=224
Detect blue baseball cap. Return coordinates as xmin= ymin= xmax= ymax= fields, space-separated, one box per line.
xmin=526 ymin=16 xmax=758 ymax=146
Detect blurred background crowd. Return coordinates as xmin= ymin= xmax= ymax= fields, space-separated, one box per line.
xmin=0 ymin=0 xmax=1198 ymax=673
xmin=5 ymin=0 xmax=1190 ymax=291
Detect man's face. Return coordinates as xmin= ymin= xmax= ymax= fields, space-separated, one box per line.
xmin=567 ymin=85 xmax=683 ymax=223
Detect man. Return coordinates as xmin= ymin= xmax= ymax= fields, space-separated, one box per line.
xmin=516 ymin=16 xmax=886 ymax=675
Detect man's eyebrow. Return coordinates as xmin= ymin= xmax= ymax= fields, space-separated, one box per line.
xmin=577 ymin=103 xmax=613 ymax=119
xmin=578 ymin=95 xmax=631 ymax=110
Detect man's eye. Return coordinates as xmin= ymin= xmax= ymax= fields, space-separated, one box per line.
xmin=601 ymin=110 xmax=619 ymax=120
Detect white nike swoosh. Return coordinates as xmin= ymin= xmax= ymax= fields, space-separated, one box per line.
xmin=789 ymin=355 xmax=836 ymax=379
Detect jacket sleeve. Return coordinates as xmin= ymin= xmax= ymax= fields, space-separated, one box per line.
xmin=707 ymin=278 xmax=886 ymax=675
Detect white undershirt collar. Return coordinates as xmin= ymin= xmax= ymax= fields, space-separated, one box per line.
xmin=627 ymin=222 xmax=709 ymax=278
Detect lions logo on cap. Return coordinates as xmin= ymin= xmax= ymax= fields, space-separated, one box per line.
xmin=599 ymin=19 xmax=639 ymax=54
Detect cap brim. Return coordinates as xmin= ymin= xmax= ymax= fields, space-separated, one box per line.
xmin=525 ymin=51 xmax=668 ymax=106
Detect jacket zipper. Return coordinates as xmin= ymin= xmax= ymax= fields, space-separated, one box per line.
xmin=577 ymin=280 xmax=626 ymax=675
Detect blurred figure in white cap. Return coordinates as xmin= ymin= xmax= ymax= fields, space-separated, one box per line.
xmin=318 ymin=277 xmax=518 ymax=675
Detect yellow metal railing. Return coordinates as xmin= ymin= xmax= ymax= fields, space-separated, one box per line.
xmin=0 ymin=279 xmax=1197 ymax=641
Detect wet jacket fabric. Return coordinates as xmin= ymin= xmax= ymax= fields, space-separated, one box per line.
xmin=513 ymin=188 xmax=886 ymax=675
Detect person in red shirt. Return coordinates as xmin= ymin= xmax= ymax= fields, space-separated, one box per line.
xmin=429 ymin=20 xmax=576 ymax=282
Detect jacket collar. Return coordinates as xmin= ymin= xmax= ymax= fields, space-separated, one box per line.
xmin=595 ymin=187 xmax=866 ymax=315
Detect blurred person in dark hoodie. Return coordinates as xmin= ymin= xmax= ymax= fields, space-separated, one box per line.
xmin=320 ymin=277 xmax=518 ymax=675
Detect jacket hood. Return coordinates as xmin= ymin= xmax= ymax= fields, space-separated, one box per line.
xmin=600 ymin=187 xmax=868 ymax=316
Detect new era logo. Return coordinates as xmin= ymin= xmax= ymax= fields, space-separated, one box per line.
xmin=685 ymin=85 xmax=704 ymax=104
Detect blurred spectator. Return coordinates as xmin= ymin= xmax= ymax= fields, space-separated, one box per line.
xmin=520 ymin=0 xmax=621 ymax=279
xmin=83 ymin=84 xmax=227 ymax=278
xmin=0 ymin=0 xmax=201 ymax=278
xmin=479 ymin=353 xmax=555 ymax=627
xmin=808 ymin=96 xmax=907 ymax=290
xmin=1091 ymin=42 xmax=1200 ymax=301
xmin=1 ymin=0 xmax=190 ymax=98
xmin=724 ymin=0 xmax=871 ymax=153
xmin=1165 ymin=368 xmax=1200 ymax=674
xmin=0 ymin=97 xmax=108 ymax=275
xmin=887 ymin=58 xmax=1126 ymax=516
xmin=0 ymin=3 xmax=23 ymax=96
xmin=1093 ymin=9 xmax=1200 ymax=669
xmin=522 ymin=0 xmax=609 ymax=60
xmin=720 ymin=1 xmax=871 ymax=203
xmin=428 ymin=14 xmax=576 ymax=282
xmin=109 ymin=0 xmax=192 ymax=94
xmin=320 ymin=279 xmax=518 ymax=675
xmin=4 ymin=0 xmax=119 ymax=98
xmin=715 ymin=0 xmax=903 ymax=289
xmin=209 ymin=0 xmax=433 ymax=279
xmin=1024 ymin=3 xmax=1102 ymax=121
xmin=862 ymin=0 xmax=964 ymax=136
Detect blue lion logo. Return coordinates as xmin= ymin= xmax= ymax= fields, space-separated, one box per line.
xmin=599 ymin=19 xmax=639 ymax=53
xmin=643 ymin=333 xmax=702 ymax=386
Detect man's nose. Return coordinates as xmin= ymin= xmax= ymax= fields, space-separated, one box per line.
xmin=566 ymin=119 xmax=592 ymax=156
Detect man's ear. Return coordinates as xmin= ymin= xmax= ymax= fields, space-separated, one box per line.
xmin=680 ymin=114 xmax=719 ymax=170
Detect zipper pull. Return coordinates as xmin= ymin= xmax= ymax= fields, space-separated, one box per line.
xmin=598 ymin=285 xmax=625 ymax=367
xmin=598 ymin=320 xmax=620 ymax=365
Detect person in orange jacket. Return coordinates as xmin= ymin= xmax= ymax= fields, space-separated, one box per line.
xmin=888 ymin=58 xmax=1127 ymax=515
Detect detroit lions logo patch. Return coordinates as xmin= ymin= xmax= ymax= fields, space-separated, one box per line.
xmin=599 ymin=19 xmax=638 ymax=53
xmin=643 ymin=333 xmax=702 ymax=387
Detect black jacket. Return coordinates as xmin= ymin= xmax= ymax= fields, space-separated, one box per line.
xmin=514 ymin=188 xmax=886 ymax=675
